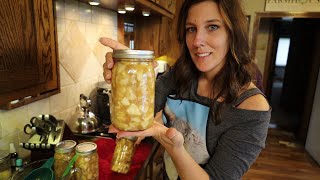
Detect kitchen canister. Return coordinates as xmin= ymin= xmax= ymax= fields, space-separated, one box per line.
xmin=54 ymin=140 xmax=77 ymax=178
xmin=75 ymin=142 xmax=99 ymax=180
xmin=111 ymin=49 xmax=155 ymax=131
xmin=111 ymin=136 xmax=137 ymax=174
xmin=111 ymin=49 xmax=155 ymax=174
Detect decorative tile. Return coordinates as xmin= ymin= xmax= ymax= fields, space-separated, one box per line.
xmin=0 ymin=106 xmax=29 ymax=136
xmin=79 ymin=2 xmax=92 ymax=23
xmin=55 ymin=0 xmax=65 ymax=18
xmin=65 ymin=0 xmax=79 ymax=20
xmin=59 ymin=21 xmax=97 ymax=82
xmin=85 ymin=23 xmax=99 ymax=45
xmin=27 ymin=98 xmax=50 ymax=118
xmin=60 ymin=64 xmax=75 ymax=87
xmin=50 ymin=84 xmax=78 ymax=114
xmin=91 ymin=6 xmax=102 ymax=24
xmin=53 ymin=105 xmax=77 ymax=123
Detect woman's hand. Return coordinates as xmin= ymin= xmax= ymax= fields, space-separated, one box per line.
xmin=108 ymin=112 xmax=185 ymax=153
xmin=99 ymin=37 xmax=128 ymax=84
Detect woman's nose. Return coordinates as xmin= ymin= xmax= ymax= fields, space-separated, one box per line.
xmin=193 ymin=31 xmax=205 ymax=47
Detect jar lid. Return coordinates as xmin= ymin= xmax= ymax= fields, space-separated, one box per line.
xmin=76 ymin=142 xmax=97 ymax=155
xmin=55 ymin=140 xmax=77 ymax=153
xmin=0 ymin=150 xmax=10 ymax=163
xmin=113 ymin=49 xmax=154 ymax=59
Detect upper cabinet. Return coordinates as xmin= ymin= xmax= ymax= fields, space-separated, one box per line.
xmin=0 ymin=0 xmax=59 ymax=110
xmin=117 ymin=0 xmax=182 ymax=64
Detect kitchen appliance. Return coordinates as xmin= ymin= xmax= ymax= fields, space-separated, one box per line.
xmin=69 ymin=94 xmax=99 ymax=134
xmin=20 ymin=114 xmax=65 ymax=151
xmin=89 ymin=79 xmax=111 ymax=127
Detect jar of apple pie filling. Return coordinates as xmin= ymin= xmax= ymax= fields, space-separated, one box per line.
xmin=111 ymin=49 xmax=155 ymax=131
xmin=54 ymin=140 xmax=77 ymax=178
xmin=111 ymin=50 xmax=155 ymax=174
xmin=75 ymin=142 xmax=99 ymax=180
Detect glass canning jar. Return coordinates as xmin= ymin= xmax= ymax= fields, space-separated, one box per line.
xmin=111 ymin=49 xmax=155 ymax=131
xmin=75 ymin=142 xmax=99 ymax=180
xmin=111 ymin=137 xmax=137 ymax=174
xmin=54 ymin=140 xmax=77 ymax=178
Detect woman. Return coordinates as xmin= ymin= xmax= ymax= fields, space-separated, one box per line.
xmin=100 ymin=0 xmax=271 ymax=179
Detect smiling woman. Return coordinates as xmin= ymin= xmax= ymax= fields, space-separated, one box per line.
xmin=100 ymin=0 xmax=271 ymax=179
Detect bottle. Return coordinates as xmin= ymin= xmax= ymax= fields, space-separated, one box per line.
xmin=15 ymin=159 xmax=23 ymax=172
xmin=9 ymin=143 xmax=18 ymax=172
xmin=111 ymin=137 xmax=137 ymax=174
xmin=111 ymin=49 xmax=155 ymax=174
xmin=75 ymin=142 xmax=99 ymax=180
xmin=111 ymin=49 xmax=155 ymax=131
xmin=54 ymin=140 xmax=77 ymax=178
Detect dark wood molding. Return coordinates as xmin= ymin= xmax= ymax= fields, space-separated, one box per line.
xmin=251 ymin=12 xmax=320 ymax=59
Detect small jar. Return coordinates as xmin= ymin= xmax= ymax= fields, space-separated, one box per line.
xmin=75 ymin=142 xmax=99 ymax=180
xmin=111 ymin=49 xmax=155 ymax=131
xmin=54 ymin=140 xmax=77 ymax=178
xmin=0 ymin=151 xmax=12 ymax=180
xmin=111 ymin=137 xmax=137 ymax=174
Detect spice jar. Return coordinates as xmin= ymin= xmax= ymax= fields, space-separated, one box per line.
xmin=111 ymin=49 xmax=155 ymax=131
xmin=54 ymin=140 xmax=77 ymax=178
xmin=0 ymin=151 xmax=11 ymax=180
xmin=75 ymin=142 xmax=99 ymax=180
xmin=111 ymin=137 xmax=137 ymax=174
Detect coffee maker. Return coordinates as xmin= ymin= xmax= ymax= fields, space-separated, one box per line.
xmin=90 ymin=79 xmax=111 ymax=127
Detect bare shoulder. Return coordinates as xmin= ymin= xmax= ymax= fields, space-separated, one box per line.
xmin=237 ymin=83 xmax=270 ymax=111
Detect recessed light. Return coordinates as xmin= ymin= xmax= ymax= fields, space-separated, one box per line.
xmin=142 ymin=10 xmax=150 ymax=17
xmin=89 ymin=0 xmax=100 ymax=6
xmin=118 ymin=8 xmax=126 ymax=14
xmin=125 ymin=4 xmax=135 ymax=11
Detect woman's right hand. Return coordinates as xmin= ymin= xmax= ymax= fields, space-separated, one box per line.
xmin=99 ymin=37 xmax=128 ymax=84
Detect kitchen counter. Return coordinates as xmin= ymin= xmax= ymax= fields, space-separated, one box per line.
xmin=27 ymin=124 xmax=160 ymax=180
xmin=74 ymin=134 xmax=160 ymax=180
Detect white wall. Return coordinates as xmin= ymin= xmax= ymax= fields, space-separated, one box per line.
xmin=306 ymin=69 xmax=320 ymax=164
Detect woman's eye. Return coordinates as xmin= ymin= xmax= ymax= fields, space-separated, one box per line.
xmin=208 ymin=25 xmax=218 ymax=31
xmin=186 ymin=27 xmax=196 ymax=33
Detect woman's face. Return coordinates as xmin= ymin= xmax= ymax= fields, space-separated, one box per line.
xmin=186 ymin=1 xmax=229 ymax=78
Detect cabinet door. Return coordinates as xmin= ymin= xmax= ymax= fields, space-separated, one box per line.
xmin=0 ymin=0 xmax=59 ymax=109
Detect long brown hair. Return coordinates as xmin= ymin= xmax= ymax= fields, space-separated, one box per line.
xmin=172 ymin=0 xmax=254 ymax=124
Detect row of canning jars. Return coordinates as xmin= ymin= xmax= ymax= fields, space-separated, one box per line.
xmin=54 ymin=140 xmax=99 ymax=180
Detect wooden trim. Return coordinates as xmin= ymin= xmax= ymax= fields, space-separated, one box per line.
xmin=136 ymin=0 xmax=174 ymax=19
xmin=117 ymin=15 xmax=125 ymax=44
xmin=251 ymin=12 xmax=320 ymax=59
xmin=263 ymin=22 xmax=275 ymax=96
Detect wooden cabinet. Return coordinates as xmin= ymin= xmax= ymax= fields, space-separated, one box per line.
xmin=150 ymin=0 xmax=176 ymax=14
xmin=0 ymin=0 xmax=59 ymax=110
xmin=118 ymin=0 xmax=183 ymax=63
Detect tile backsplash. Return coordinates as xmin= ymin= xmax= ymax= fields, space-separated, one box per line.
xmin=0 ymin=0 xmax=117 ymax=157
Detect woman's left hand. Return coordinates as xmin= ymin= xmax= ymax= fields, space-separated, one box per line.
xmin=108 ymin=112 xmax=184 ymax=152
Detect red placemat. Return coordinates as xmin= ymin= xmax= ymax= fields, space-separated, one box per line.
xmin=95 ymin=138 xmax=153 ymax=180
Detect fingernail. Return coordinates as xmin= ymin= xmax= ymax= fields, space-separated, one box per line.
xmin=107 ymin=63 xmax=112 ymax=69
xmin=106 ymin=74 xmax=110 ymax=79
xmin=116 ymin=135 xmax=123 ymax=138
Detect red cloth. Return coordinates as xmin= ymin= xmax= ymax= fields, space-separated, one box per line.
xmin=95 ymin=138 xmax=153 ymax=180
